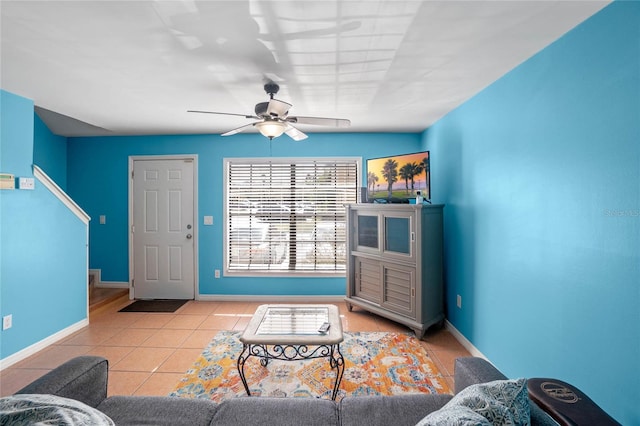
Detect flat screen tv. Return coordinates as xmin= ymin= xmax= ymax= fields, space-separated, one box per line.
xmin=366 ymin=151 xmax=430 ymax=203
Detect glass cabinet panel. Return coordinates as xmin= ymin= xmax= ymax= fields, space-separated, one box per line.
xmin=357 ymin=215 xmax=378 ymax=249
xmin=384 ymin=216 xmax=410 ymax=254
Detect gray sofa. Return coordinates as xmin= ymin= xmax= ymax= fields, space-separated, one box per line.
xmin=12 ymin=355 xmax=558 ymax=426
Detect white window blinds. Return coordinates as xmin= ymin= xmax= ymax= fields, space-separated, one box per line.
xmin=225 ymin=158 xmax=359 ymax=275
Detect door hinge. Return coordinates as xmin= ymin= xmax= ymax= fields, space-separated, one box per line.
xmin=131 ymin=279 xmax=134 ymax=288
xmin=131 ymin=170 xmax=134 ymax=179
xmin=131 ymin=225 xmax=135 ymax=233
xmin=411 ymin=288 xmax=415 ymax=298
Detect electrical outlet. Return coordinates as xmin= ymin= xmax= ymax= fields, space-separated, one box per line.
xmin=3 ymin=314 xmax=12 ymax=330
xmin=214 ymin=269 xmax=220 ymax=278
xmin=456 ymin=295 xmax=462 ymax=309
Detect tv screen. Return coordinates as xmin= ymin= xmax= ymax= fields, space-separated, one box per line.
xmin=366 ymin=151 xmax=430 ymax=203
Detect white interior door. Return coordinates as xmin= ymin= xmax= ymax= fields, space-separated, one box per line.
xmin=132 ymin=158 xmax=195 ymax=299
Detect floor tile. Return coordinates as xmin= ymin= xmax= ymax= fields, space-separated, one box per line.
xmin=375 ymin=316 xmax=413 ymax=333
xmin=100 ymin=328 xmax=156 ymax=347
xmin=431 ymin=349 xmax=462 ymax=376
xmin=341 ymin=314 xmax=379 ymax=332
xmin=212 ymin=302 xmax=251 ymax=315
xmin=232 ymin=316 xmax=250 ymax=331
xmin=91 ymin=312 xmax=147 ymax=328
xmin=111 ymin=347 xmax=175 ymax=372
xmin=108 ymin=371 xmax=151 ymax=396
xmin=157 ymin=348 xmax=204 ymax=373
xmin=15 ymin=345 xmax=92 ymax=369
xmin=163 ymin=314 xmax=207 ymax=330
xmin=57 ymin=326 xmax=122 ymax=346
xmin=141 ymin=329 xmax=192 ymax=348
xmin=129 ymin=314 xmax=174 ymax=329
xmin=180 ymin=330 xmax=217 ymax=348
xmin=0 ymin=368 xmax=49 ymax=397
xmin=178 ymin=301 xmax=220 ymax=315
xmin=85 ymin=346 xmax=135 ymax=366
xmin=134 ymin=372 xmax=184 ymax=396
xmin=197 ymin=314 xmax=239 ymax=330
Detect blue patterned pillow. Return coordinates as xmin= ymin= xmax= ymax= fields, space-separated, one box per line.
xmin=416 ymin=378 xmax=530 ymax=426
xmin=0 ymin=394 xmax=114 ymax=425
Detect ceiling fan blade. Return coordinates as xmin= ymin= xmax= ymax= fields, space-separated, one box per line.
xmin=221 ymin=122 xmax=256 ymax=136
xmin=287 ymin=116 xmax=351 ymax=128
xmin=266 ymin=99 xmax=292 ymax=118
xmin=188 ymin=110 xmax=258 ymax=119
xmin=284 ymin=123 xmax=308 ymax=141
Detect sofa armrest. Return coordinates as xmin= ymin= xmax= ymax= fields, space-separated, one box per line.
xmin=15 ymin=356 xmax=108 ymax=408
xmin=453 ymin=357 xmax=507 ymax=394
xmin=454 ymin=357 xmax=560 ymax=426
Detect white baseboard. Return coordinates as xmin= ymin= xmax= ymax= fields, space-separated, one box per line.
xmin=0 ymin=319 xmax=89 ymax=371
xmin=197 ymin=294 xmax=346 ymax=303
xmin=89 ymin=269 xmax=101 ymax=285
xmin=445 ymin=319 xmax=488 ymax=360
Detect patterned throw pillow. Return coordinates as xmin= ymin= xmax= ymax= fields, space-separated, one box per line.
xmin=0 ymin=394 xmax=114 ymax=426
xmin=416 ymin=378 xmax=530 ymax=426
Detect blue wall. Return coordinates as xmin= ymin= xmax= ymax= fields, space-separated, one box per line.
xmin=67 ymin=132 xmax=422 ymax=295
xmin=423 ymin=3 xmax=639 ymax=424
xmin=0 ymin=90 xmax=88 ymax=360
xmin=33 ymin=113 xmax=68 ymax=190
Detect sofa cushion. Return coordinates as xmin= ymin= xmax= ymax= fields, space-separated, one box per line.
xmin=0 ymin=393 xmax=114 ymax=425
xmin=416 ymin=378 xmax=530 ymax=426
xmin=340 ymin=394 xmax=453 ymax=426
xmin=212 ymin=397 xmax=339 ymax=426
xmin=97 ymin=396 xmax=218 ymax=426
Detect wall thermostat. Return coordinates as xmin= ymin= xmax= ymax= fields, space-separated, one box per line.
xmin=0 ymin=173 xmax=15 ymax=190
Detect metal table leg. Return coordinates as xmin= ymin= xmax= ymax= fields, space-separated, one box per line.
xmin=237 ymin=343 xmax=252 ymax=396
xmin=330 ymin=344 xmax=345 ymax=401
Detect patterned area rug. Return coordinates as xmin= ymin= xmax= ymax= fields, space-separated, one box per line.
xmin=170 ymin=331 xmax=451 ymax=401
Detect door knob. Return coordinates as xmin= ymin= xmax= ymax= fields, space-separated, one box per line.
xmin=186 ymin=234 xmax=192 ymax=239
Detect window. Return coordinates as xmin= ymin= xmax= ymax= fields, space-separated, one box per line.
xmin=225 ymin=157 xmax=360 ymax=276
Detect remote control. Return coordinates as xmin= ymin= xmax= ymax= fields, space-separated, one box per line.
xmin=318 ymin=322 xmax=331 ymax=333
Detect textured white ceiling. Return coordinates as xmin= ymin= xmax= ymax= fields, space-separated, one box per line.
xmin=1 ymin=1 xmax=609 ymax=137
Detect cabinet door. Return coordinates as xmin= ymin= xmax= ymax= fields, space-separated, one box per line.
xmin=353 ymin=256 xmax=382 ymax=304
xmin=382 ymin=211 xmax=416 ymax=262
xmin=353 ymin=213 xmax=381 ymax=254
xmin=381 ymin=262 xmax=415 ymax=318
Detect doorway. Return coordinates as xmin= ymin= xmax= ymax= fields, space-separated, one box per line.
xmin=129 ymin=155 xmax=198 ymax=300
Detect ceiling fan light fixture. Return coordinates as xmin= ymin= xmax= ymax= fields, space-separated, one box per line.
xmin=254 ymin=120 xmax=286 ymax=140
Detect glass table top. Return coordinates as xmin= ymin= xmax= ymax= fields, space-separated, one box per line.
xmin=256 ymin=306 xmax=329 ymax=335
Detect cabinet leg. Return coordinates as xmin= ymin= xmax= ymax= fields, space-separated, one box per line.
xmin=347 ymin=303 xmax=353 ymax=312
xmin=412 ymin=328 xmax=427 ymax=339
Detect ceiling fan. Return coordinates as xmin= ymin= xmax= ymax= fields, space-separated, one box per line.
xmin=188 ymin=82 xmax=350 ymax=141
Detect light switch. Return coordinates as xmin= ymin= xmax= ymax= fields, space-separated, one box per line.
xmin=99 ymin=215 xmax=106 ymax=225
xmin=204 ymin=216 xmax=213 ymax=225
xmin=19 ymin=177 xmax=35 ymax=190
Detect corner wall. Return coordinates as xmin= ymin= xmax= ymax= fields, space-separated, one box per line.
xmin=423 ymin=3 xmax=639 ymax=424
xmin=0 ymin=90 xmax=88 ymax=363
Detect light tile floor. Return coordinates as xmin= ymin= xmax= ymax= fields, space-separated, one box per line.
xmin=0 ymin=294 xmax=471 ymax=397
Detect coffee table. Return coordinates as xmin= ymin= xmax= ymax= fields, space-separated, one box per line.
xmin=237 ymin=304 xmax=345 ymax=400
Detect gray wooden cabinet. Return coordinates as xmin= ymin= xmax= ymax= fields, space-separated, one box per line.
xmin=345 ymin=203 xmax=444 ymax=337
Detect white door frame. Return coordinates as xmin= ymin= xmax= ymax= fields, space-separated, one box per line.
xmin=128 ymin=154 xmax=199 ymax=300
